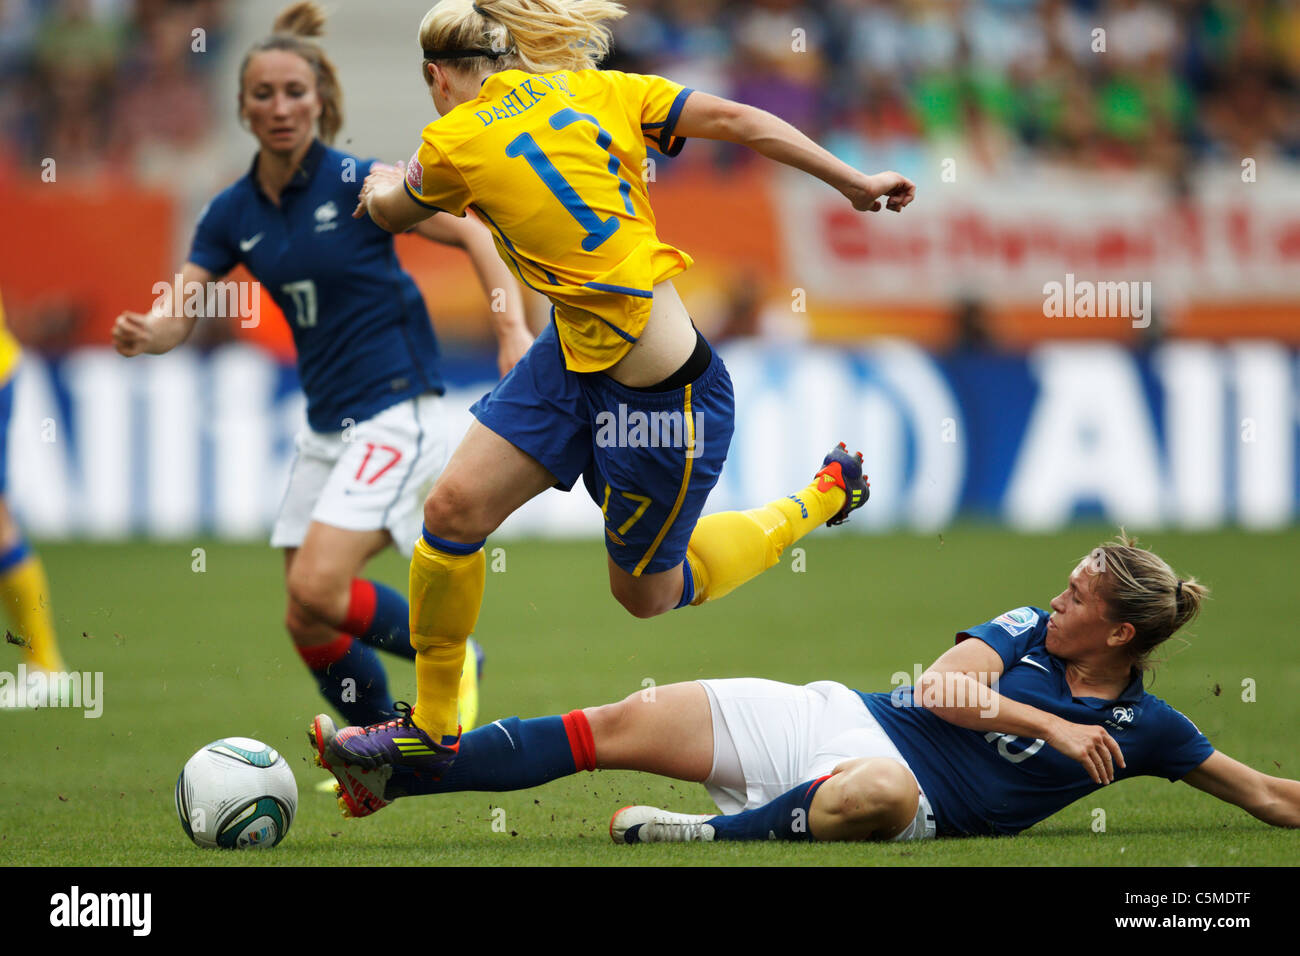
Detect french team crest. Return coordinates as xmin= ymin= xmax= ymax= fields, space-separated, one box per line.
xmin=993 ymin=606 xmax=1038 ymax=637
xmin=314 ymin=200 xmax=339 ymax=232
xmin=1104 ymin=705 xmax=1136 ymax=732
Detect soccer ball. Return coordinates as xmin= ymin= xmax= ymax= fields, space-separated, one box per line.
xmin=175 ymin=737 xmax=298 ymax=849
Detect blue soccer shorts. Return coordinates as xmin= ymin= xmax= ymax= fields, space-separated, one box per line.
xmin=471 ymin=319 xmax=734 ymax=577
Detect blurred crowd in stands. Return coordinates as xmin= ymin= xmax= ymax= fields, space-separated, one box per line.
xmin=605 ymin=0 xmax=1300 ymax=179
xmin=2 ymin=0 xmax=1295 ymax=181
xmin=1 ymin=0 xmax=1297 ymax=179
xmin=0 ymin=0 xmax=229 ymax=178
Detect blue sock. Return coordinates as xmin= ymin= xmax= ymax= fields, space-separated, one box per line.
xmin=345 ymin=579 xmax=415 ymax=660
xmin=674 ymin=560 xmax=696 ymax=609
xmin=389 ymin=713 xmax=593 ymax=797
xmin=707 ymin=777 xmax=829 ymax=841
xmin=300 ymin=634 xmax=394 ymax=725
xmin=0 ymin=538 xmax=31 ymax=574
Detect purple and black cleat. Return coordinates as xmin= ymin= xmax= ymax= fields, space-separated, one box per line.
xmin=814 ymin=442 xmax=871 ymax=526
xmin=324 ymin=701 xmax=460 ymax=776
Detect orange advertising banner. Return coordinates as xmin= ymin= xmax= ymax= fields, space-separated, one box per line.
xmin=3 ymin=168 xmax=1297 ymax=351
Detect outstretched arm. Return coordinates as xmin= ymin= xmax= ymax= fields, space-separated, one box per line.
xmin=1182 ymin=751 xmax=1300 ymax=828
xmin=111 ymin=261 xmax=215 ymax=356
xmin=673 ymin=91 xmax=916 ymax=214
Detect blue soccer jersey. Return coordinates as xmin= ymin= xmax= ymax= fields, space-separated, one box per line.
xmin=187 ymin=139 xmax=444 ymax=432
xmin=858 ymin=607 xmax=1214 ymax=837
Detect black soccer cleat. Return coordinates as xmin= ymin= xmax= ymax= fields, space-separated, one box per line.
xmin=813 ymin=442 xmax=870 ymax=526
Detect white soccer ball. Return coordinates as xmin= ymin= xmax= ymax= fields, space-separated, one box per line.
xmin=175 ymin=737 xmax=298 ymax=849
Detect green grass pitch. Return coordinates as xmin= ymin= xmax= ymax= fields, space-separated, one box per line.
xmin=2 ymin=527 xmax=1297 ymax=866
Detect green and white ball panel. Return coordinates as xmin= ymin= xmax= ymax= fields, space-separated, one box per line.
xmin=206 ymin=737 xmax=281 ymax=768
xmin=174 ymin=770 xmax=194 ymax=840
xmin=216 ymin=797 xmax=290 ymax=848
xmin=176 ymin=737 xmax=298 ymax=849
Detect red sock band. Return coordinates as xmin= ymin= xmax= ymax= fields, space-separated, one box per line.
xmin=342 ymin=579 xmax=377 ymax=635
xmin=561 ymin=709 xmax=597 ymax=772
xmin=297 ymin=633 xmax=353 ymax=669
xmin=804 ymin=774 xmax=832 ymax=800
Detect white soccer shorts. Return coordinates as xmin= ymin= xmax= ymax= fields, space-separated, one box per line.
xmin=271 ymin=394 xmax=450 ymax=559
xmin=697 ymin=678 xmax=937 ymax=841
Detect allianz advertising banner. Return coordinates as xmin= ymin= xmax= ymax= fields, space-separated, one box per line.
xmin=6 ymin=339 xmax=1297 ymax=539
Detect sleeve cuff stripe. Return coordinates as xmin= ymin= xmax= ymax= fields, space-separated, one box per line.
xmin=403 ymin=179 xmax=443 ymax=210
xmin=658 ymin=86 xmax=694 ymax=157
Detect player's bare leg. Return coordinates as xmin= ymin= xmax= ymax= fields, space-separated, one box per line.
xmin=410 ymin=420 xmax=555 ymax=738
xmin=611 ymin=755 xmax=921 ymax=845
xmin=610 ymin=701 xmax=921 ymax=846
xmin=324 ymin=421 xmax=556 ymax=779
xmin=583 ymin=681 xmax=714 ymax=780
xmin=606 ymin=444 xmax=870 ymax=620
xmin=283 ymin=523 xmax=390 ymax=649
xmin=311 ymin=679 xmax=923 ymax=834
xmin=422 ymin=420 xmax=557 ymax=546
xmin=606 ymin=558 xmax=688 ymax=620
xmin=807 ymin=757 xmax=920 ymax=840
xmin=284 ymin=526 xmax=401 ymax=727
xmin=312 ymin=680 xmax=716 ymax=819
xmin=0 ymin=501 xmax=25 ymax=568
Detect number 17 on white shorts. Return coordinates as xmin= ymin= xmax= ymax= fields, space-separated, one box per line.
xmin=271 ymin=394 xmax=450 ymax=559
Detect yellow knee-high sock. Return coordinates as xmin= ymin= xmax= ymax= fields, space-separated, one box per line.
xmin=409 ymin=536 xmax=485 ymax=739
xmin=685 ymin=479 xmax=846 ymax=605
xmin=0 ymin=553 xmax=65 ymax=672
xmin=457 ymin=638 xmax=482 ymax=732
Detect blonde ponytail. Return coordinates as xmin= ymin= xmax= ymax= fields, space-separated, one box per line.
xmin=272 ymin=1 xmax=326 ymax=36
xmin=418 ymin=0 xmax=627 ymax=80
xmin=1085 ymin=531 xmax=1210 ymax=673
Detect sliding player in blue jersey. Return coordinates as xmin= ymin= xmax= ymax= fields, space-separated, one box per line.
xmin=310 ymin=0 xmax=917 ymax=805
xmin=112 ymin=3 xmax=531 ymax=735
xmin=310 ymin=535 xmax=1300 ymax=840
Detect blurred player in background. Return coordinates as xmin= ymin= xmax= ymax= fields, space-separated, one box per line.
xmin=0 ymin=287 xmax=67 ymax=707
xmin=112 ymin=2 xmax=532 ymax=731
xmin=318 ymin=0 xmax=916 ymax=787
xmin=312 ymin=535 xmax=1300 ymax=840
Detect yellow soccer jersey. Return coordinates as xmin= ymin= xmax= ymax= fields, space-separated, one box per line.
xmin=404 ymin=69 xmax=695 ymax=372
xmin=0 ymin=289 xmax=21 ymax=383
